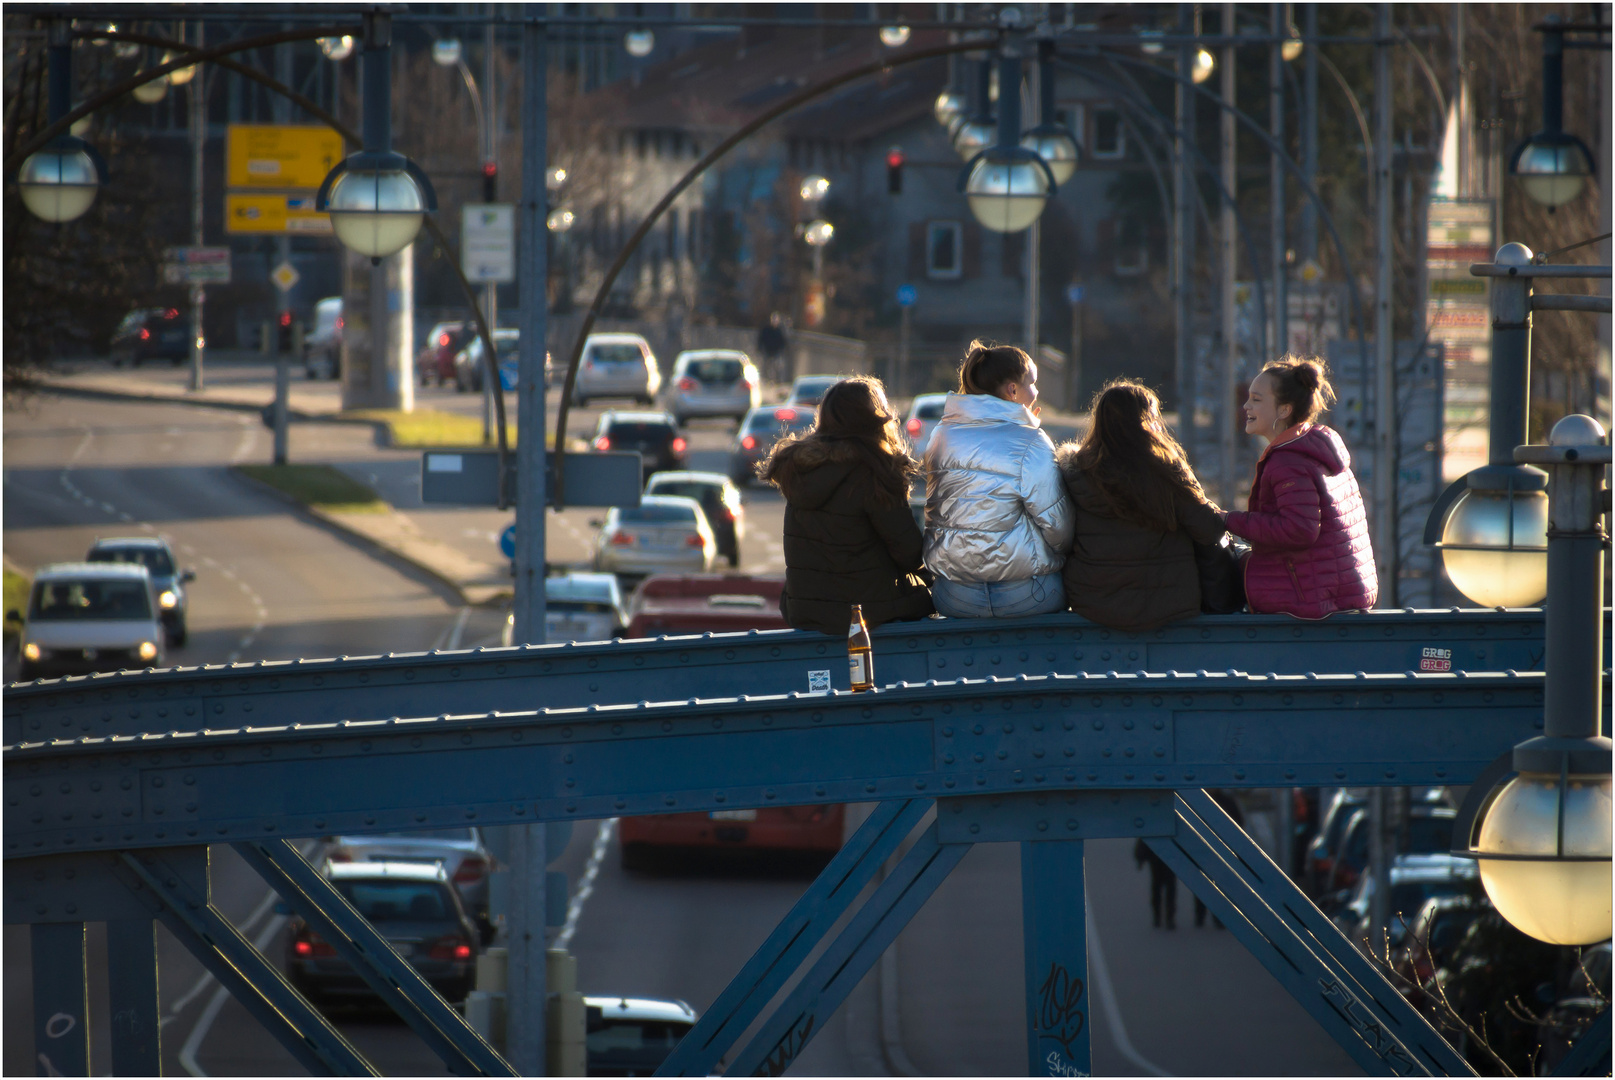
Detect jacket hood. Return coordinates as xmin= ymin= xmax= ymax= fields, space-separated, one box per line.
xmin=765 ymin=435 xmax=872 ymax=510
xmin=941 ymin=392 xmax=1040 ymax=429
xmin=1054 ymin=445 xmax=1114 ymax=513
xmin=1266 ymin=424 xmax=1350 ymax=475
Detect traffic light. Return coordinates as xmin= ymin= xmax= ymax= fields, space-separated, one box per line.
xmin=482 ymin=160 xmax=498 ymax=202
xmin=277 ymin=310 xmax=293 ymax=353
xmin=886 ymin=146 xmax=904 ymax=194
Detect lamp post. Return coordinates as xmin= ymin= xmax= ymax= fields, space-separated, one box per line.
xmin=1508 ymin=15 xmax=1596 ymax=210
xmin=960 ymin=52 xmax=1055 ymax=236
xmin=17 ymin=20 xmax=106 ymax=224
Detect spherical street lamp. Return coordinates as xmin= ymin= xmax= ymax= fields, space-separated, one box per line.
xmin=879 ymin=26 xmax=911 ymax=48
xmin=132 ymin=65 xmax=169 ymax=104
xmin=547 ymin=208 xmax=575 ymax=233
xmin=952 ymin=117 xmax=996 ymax=160
xmin=431 ymin=38 xmax=462 ymax=67
xmin=624 ymin=30 xmax=655 ymax=58
xmin=1436 ymin=488 xmax=1549 ymax=607
xmin=319 ymin=35 xmax=355 ymax=62
xmin=934 ymin=90 xmax=966 ymax=129
xmin=1510 ymin=133 xmax=1595 ymax=209
xmin=1020 ymin=127 xmax=1079 ymax=186
xmin=161 ymin=50 xmax=196 ymax=86
xmin=1281 ymin=28 xmax=1304 ymax=62
xmin=802 ymin=220 xmax=835 ymax=248
xmin=799 ymin=175 xmax=830 ymax=204
xmin=17 ymin=137 xmax=102 ymax=223
xmin=964 ymin=152 xmax=1053 ymax=234
xmin=319 ymin=154 xmax=434 ymax=260
xmin=1191 ymin=48 xmax=1215 ymax=83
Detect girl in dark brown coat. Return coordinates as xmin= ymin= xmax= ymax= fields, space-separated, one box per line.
xmin=1057 ymin=380 xmax=1227 ymax=631
xmin=759 ymin=377 xmax=934 ymax=635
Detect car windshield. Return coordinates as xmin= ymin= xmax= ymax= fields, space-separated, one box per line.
xmin=684 ymin=358 xmax=743 ymax=382
xmin=585 ymin=1017 xmax=691 ymax=1072
xmin=333 ymin=880 xmax=453 ymax=922
xmin=744 ymin=410 xmax=814 ymax=436
xmin=792 ymin=379 xmax=837 ymax=401
xmin=547 ymin=580 xmax=617 ymax=605
xmin=589 ymin=344 xmax=644 ymax=365
xmin=914 ymin=399 xmax=946 ymax=419
xmin=88 ymin=547 xmax=174 ymax=577
xmin=30 ymin=579 xmax=152 ymax=620
xmin=604 ymin=422 xmax=673 ymax=442
xmin=647 ymin=482 xmax=719 ymax=507
xmin=619 ymin=504 xmax=697 ymax=524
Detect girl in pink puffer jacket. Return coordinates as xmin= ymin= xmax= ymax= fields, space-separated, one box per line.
xmin=1223 ymin=356 xmax=1378 ymax=619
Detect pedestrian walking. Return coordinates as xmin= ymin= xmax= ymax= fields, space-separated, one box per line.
xmin=922 ymin=342 xmax=1072 ymax=618
xmin=1133 ymin=837 xmax=1177 ymax=929
xmin=759 ymin=376 xmax=934 ymax=636
xmin=1055 ymin=379 xmax=1228 ymax=631
xmin=1223 ymin=356 xmax=1378 ymax=619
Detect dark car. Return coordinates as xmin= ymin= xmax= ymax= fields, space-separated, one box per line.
xmin=1324 ymin=804 xmax=1457 ymax=899
xmin=85 ymin=535 xmax=194 ymax=646
xmin=592 ymin=411 xmax=687 ymax=479
xmin=1305 ymin=789 xmax=1367 ymax=894
xmin=729 ymin=405 xmax=815 ymax=486
xmin=644 ymin=471 xmax=745 ymax=567
xmin=418 ymin=320 xmax=471 ymax=386
xmin=286 ymin=861 xmax=479 ymax=1007
xmin=111 ymin=308 xmax=188 ymax=367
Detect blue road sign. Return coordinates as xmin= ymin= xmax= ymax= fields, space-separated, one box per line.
xmin=1066 ymin=284 xmax=1085 ymax=305
xmin=499 ymin=524 xmax=517 ymax=559
xmin=896 ymin=284 xmax=917 ymax=307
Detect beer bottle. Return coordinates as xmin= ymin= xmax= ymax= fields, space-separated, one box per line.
xmin=848 ymin=604 xmax=874 ymax=692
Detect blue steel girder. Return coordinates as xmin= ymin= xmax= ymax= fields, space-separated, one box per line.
xmin=3 ymin=670 xmax=1551 ymax=859
xmin=4 ymin=609 xmax=1576 ymax=744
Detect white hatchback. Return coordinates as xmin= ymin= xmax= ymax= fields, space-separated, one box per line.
xmin=573 ymin=333 xmax=660 ymax=405
xmin=664 ymin=349 xmax=760 ymax=425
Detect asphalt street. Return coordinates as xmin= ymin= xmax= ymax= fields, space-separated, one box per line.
xmin=4 ymin=386 xmax=1358 ymax=1076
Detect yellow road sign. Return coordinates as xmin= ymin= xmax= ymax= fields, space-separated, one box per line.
xmin=226 ymin=123 xmax=343 ymax=190
xmin=226 ymin=193 xmax=332 ymax=235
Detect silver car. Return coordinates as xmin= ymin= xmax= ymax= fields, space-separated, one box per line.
xmin=501 ymin=572 xmax=629 ymax=645
xmin=592 ymin=495 xmax=715 ymax=577
xmin=904 ymin=393 xmax=949 ymax=459
xmin=319 ymin=826 xmax=494 ymax=929
xmin=13 ymin=562 xmax=165 ymax=681
xmin=584 ymin=997 xmax=698 ymax=1076
xmin=573 ymin=333 xmax=661 ymax=405
xmin=303 ymin=296 xmax=342 ymax=380
xmin=786 ymin=374 xmax=841 ymax=408
xmin=664 ymin=350 xmax=760 ymax=425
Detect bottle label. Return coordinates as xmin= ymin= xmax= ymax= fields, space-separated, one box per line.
xmin=849 ymin=651 xmax=867 ymax=687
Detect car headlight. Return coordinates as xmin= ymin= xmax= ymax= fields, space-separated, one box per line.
xmin=137 ymin=641 xmax=158 ymax=661
xmin=159 ymin=590 xmax=178 ymax=608
xmin=23 ymin=642 xmax=41 ymax=661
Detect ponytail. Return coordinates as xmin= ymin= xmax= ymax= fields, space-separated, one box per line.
xmin=957 ymin=339 xmax=1032 ymax=397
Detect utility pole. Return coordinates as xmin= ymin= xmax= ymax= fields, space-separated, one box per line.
xmin=1068 ymin=285 xmax=1083 ymax=413
xmin=1373 ymin=3 xmax=1397 ymax=605
xmin=507 ymin=18 xmax=550 ymax=1074
xmin=188 ymin=21 xmax=206 ymax=393
xmin=1299 ymin=4 xmax=1319 ymax=265
xmin=1174 ymin=2 xmax=1196 ymax=434
xmin=1218 ymin=3 xmax=1239 ymax=505
xmin=1023 ymin=56 xmax=1040 ymax=361
xmin=482 ymin=19 xmax=499 ymax=445
xmin=1270 ymin=5 xmax=1288 ymax=361
xmin=272 ymin=29 xmax=293 ymax=466
xmin=897 ymin=304 xmax=911 ymax=398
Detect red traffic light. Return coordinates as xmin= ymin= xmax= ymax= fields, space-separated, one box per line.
xmin=482 ymin=161 xmax=498 ymax=178
xmin=278 ymin=311 xmax=293 ymax=327
xmin=885 ymin=147 xmax=905 ymax=169
xmin=886 ymin=146 xmax=904 ymax=194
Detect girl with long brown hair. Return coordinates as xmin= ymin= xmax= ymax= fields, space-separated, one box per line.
xmin=759 ymin=376 xmax=934 ymax=635
xmin=1055 ymin=379 xmax=1228 ymax=630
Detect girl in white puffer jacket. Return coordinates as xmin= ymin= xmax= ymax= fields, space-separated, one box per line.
xmin=922 ymin=341 xmax=1073 ymax=618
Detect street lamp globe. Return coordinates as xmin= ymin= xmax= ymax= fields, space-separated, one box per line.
xmin=17 ymin=139 xmax=100 ymax=223
xmin=1191 ymin=48 xmax=1215 ymax=83
xmin=624 ymin=30 xmax=655 ymax=58
xmin=323 ymin=163 xmax=429 ymax=259
xmin=1021 ymin=127 xmax=1079 ymax=186
xmin=161 ymin=50 xmax=196 ymax=86
xmin=1282 ymin=29 xmax=1305 ymax=62
xmin=879 ymin=26 xmax=911 ymax=48
xmin=1438 ymin=488 xmax=1549 ymax=607
xmin=547 ymin=208 xmax=575 ymax=232
xmin=1510 ymin=133 xmax=1595 ymax=209
xmin=547 ymin=167 xmax=568 ymax=191
xmin=952 ymin=118 xmax=996 ymax=160
xmin=132 ymin=72 xmax=168 ymax=104
xmin=802 ymin=220 xmax=835 ymax=247
xmin=432 ymin=39 xmax=462 ymax=67
xmin=964 ymin=151 xmax=1053 ymax=234
xmin=800 ymin=175 xmax=830 ymax=204
xmin=319 ymin=35 xmax=355 ymax=62
xmin=934 ymin=91 xmax=966 ymax=129
xmin=1139 ymin=30 xmax=1165 ymax=54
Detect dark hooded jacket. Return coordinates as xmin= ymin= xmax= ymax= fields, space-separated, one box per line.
xmin=764 ymin=435 xmax=934 ymax=636
xmin=1055 ymin=445 xmax=1228 ymax=632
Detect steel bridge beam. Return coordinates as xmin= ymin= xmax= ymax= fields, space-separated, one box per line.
xmin=5 ymin=609 xmax=1572 ymax=744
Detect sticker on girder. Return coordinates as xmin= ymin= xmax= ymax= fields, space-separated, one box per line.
xmin=1419 ymin=647 xmax=1453 ymax=672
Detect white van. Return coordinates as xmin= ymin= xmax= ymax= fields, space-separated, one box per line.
xmin=12 ymin=563 xmax=166 ymax=681
xmin=304 ymin=297 xmax=343 ymax=380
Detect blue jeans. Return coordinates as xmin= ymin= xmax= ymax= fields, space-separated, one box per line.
xmin=931 ymin=572 xmax=1066 ymax=619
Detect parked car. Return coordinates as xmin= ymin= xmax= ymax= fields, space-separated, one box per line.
xmin=110 ymin=307 xmax=188 ymax=367
xmin=729 ymin=406 xmax=816 ymax=486
xmin=286 ymin=861 xmax=479 ymax=1007
xmin=573 ymin=333 xmax=660 ymax=405
xmin=584 ymin=996 xmax=697 ymax=1077
xmin=785 ymin=375 xmax=841 ymax=408
xmin=12 ymin=562 xmax=165 ymax=681
xmin=622 ymin=574 xmax=786 ymax=638
xmin=1336 ymin=853 xmax=1480 ymax=956
xmin=418 ymin=320 xmax=471 ymax=386
xmin=317 ymin=827 xmax=495 ymax=933
xmin=664 ymin=350 xmax=760 ymax=425
xmin=303 ymin=297 xmax=343 ymax=380
xmin=1393 ymin=893 xmax=1488 ymax=1014
xmin=455 ymin=328 xmax=519 ymax=393
xmin=85 ymin=535 xmax=194 ymax=645
xmin=501 ymin=572 xmax=629 ymax=646
xmin=644 ymin=472 xmax=745 ymax=567
xmin=591 ymin=496 xmax=715 ymax=578
xmin=903 ymin=393 xmax=949 ymax=458
xmin=591 ymin=411 xmax=687 ymax=478
xmin=1325 ymin=804 xmax=1457 ymax=899
xmin=1304 ymin=789 xmax=1367 ymax=894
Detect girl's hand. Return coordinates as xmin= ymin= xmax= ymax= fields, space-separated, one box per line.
xmin=1031 ymin=405 xmax=1042 ymax=418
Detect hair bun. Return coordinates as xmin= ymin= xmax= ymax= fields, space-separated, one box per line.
xmin=1295 ymin=361 xmax=1321 ymax=389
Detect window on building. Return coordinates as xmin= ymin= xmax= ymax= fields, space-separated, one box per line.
xmin=927 ymin=221 xmax=963 ymax=280
xmin=1093 ymin=108 xmax=1125 ymax=159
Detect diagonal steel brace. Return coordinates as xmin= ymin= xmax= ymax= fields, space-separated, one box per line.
xmin=1150 ymin=790 xmax=1474 ymax=1077
xmin=656 ymin=798 xmax=933 ymax=1076
xmin=233 ymin=838 xmax=515 ymax=1077
xmin=113 ymin=850 xmax=378 ymax=1077
xmin=725 ymin=820 xmax=969 ymax=1077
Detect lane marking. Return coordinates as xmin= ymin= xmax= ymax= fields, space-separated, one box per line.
xmin=554 ymin=818 xmax=616 ymax=951
xmin=1085 ymin=904 xmax=1172 ymax=1076
xmin=446 ymin=606 xmax=471 ymax=651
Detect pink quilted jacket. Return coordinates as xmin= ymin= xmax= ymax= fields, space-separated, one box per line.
xmin=1224 ymin=424 xmax=1378 ymax=619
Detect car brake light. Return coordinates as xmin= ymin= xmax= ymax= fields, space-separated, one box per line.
xmin=428 ymin=935 xmax=474 ymax=961
xmin=164 ymin=308 xmax=179 ymax=319
xmin=610 ymin=531 xmax=634 ymax=546
xmin=453 ymin=857 xmax=487 ymax=884
xmin=594 ymin=436 xmax=611 ymax=451
xmin=439 ymin=332 xmax=451 ymax=347
xmin=671 ymin=437 xmax=687 ymax=454
xmin=685 ymin=534 xmax=705 ymax=548
xmin=335 ymin=316 xmax=344 ymax=330
xmin=906 ymin=417 xmax=923 ymax=435
xmin=677 ymin=377 xmax=698 ymax=392
xmin=325 ymin=851 xmax=352 ymax=863
xmin=741 ymin=435 xmax=757 ymax=451
xmin=774 ymin=408 xmax=797 ymax=421
xmin=296 ymin=933 xmax=336 ymax=957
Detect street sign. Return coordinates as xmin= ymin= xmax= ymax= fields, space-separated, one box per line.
xmin=162 ymin=246 xmax=231 ymax=285
xmin=896 ymin=284 xmax=917 ymax=307
xmin=1065 ymin=284 xmax=1085 ymax=305
xmin=421 ymin=450 xmax=643 ymax=508
xmin=461 ymin=204 xmax=516 ymax=284
xmin=499 ymin=524 xmax=517 ymax=559
xmin=270 ymin=262 xmax=300 ymax=293
xmin=226 ymin=193 xmax=331 ymax=235
xmin=226 ymin=123 xmax=343 ymax=190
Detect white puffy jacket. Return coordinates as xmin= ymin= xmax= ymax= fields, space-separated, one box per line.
xmin=922 ymin=392 xmax=1073 ymax=583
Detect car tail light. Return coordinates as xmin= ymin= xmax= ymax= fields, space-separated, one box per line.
xmin=685 ymin=534 xmax=704 ymax=548
xmin=453 ymin=857 xmax=488 ymax=884
xmin=677 ymin=377 xmax=698 ymax=392
xmin=429 ymin=935 xmax=474 ymax=961
xmin=138 ymin=328 xmax=151 ymax=341
xmin=741 ymin=435 xmax=757 ymax=451
xmin=325 ymin=850 xmax=353 ymax=863
xmin=439 ymin=332 xmax=451 ymax=347
xmin=593 ymin=436 xmax=611 ymax=451
xmin=295 ymin=933 xmax=336 ymax=957
xmin=671 ymin=437 xmax=687 ymax=455
xmin=774 ymin=408 xmax=797 ymax=421
xmin=335 ymin=316 xmax=344 ymax=330
xmin=164 ymin=308 xmax=179 ymax=320
xmin=610 ymin=531 xmax=634 ymax=547
xmin=906 ymin=417 xmax=923 ymax=436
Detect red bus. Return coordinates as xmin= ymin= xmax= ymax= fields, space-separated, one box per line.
xmin=617 ymin=574 xmax=845 ymax=868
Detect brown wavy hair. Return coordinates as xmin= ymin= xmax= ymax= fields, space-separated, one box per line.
xmin=1072 ymin=379 xmax=1212 ymax=531
xmin=760 ymin=376 xmax=918 ymax=506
